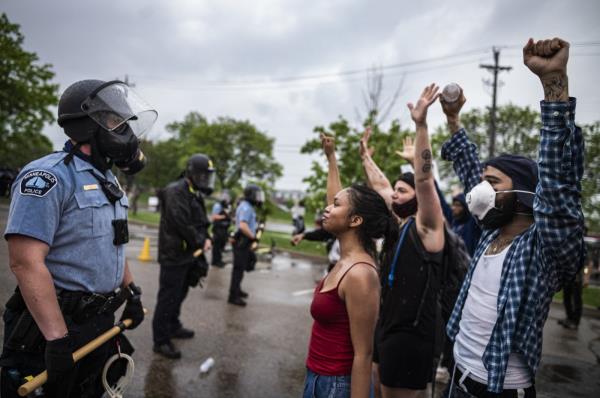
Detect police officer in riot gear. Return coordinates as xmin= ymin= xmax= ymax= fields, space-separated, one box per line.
xmin=228 ymin=184 xmax=264 ymax=307
xmin=1 ymin=79 xmax=154 ymax=397
xmin=152 ymin=154 xmax=215 ymax=359
xmin=210 ymin=191 xmax=232 ymax=267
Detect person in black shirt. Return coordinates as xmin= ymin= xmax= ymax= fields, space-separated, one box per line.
xmin=360 ymin=85 xmax=446 ymax=397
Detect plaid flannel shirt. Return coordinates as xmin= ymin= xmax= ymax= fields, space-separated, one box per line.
xmin=441 ymin=98 xmax=585 ymax=393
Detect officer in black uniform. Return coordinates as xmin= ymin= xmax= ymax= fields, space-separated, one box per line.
xmin=152 ymin=154 xmax=215 ymax=359
xmin=1 ymin=79 xmax=152 ymax=397
xmin=210 ymin=191 xmax=232 ymax=267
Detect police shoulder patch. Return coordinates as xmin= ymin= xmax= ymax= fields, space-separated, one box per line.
xmin=20 ymin=170 xmax=58 ymax=197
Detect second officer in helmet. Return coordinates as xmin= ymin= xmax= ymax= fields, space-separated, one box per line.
xmin=228 ymin=184 xmax=265 ymax=307
xmin=152 ymin=154 xmax=215 ymax=359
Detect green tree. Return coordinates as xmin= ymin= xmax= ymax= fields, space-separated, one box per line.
xmin=581 ymin=121 xmax=600 ymax=232
xmin=166 ymin=112 xmax=283 ymax=191
xmin=0 ymin=13 xmax=58 ymax=169
xmin=300 ymin=113 xmax=413 ymax=210
xmin=135 ymin=138 xmax=185 ymax=191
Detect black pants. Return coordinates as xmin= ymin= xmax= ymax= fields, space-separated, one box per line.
xmin=563 ymin=270 xmax=583 ymax=325
xmin=152 ymin=263 xmax=192 ymax=345
xmin=211 ymin=226 xmax=228 ymax=265
xmin=0 ymin=308 xmax=115 ymax=398
xmin=229 ymin=246 xmax=250 ymax=299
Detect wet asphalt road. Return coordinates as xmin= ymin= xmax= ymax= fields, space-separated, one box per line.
xmin=0 ymin=206 xmax=600 ymax=397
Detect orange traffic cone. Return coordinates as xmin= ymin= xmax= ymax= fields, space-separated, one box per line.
xmin=138 ymin=237 xmax=152 ymax=262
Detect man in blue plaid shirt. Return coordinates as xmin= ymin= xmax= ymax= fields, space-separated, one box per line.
xmin=440 ymin=37 xmax=585 ymax=397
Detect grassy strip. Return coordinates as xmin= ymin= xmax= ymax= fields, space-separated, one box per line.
xmin=260 ymin=230 xmax=327 ymax=258
xmin=129 ymin=210 xmax=160 ymax=225
xmin=128 ymin=209 xmax=326 ymax=258
xmin=554 ymin=285 xmax=600 ymax=308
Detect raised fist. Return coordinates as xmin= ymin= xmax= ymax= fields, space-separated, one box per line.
xmin=523 ymin=37 xmax=569 ymax=78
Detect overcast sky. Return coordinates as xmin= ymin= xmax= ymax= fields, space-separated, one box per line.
xmin=4 ymin=0 xmax=600 ymax=190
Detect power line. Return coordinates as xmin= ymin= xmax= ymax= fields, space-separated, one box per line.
xmin=131 ymin=41 xmax=599 ymax=89
xmin=138 ymin=55 xmax=485 ymax=93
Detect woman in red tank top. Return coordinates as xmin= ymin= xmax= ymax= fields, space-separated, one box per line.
xmin=303 ymin=134 xmax=398 ymax=398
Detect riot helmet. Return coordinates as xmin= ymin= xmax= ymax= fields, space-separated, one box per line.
xmin=185 ymin=154 xmax=215 ymax=195
xmin=244 ymin=184 xmax=265 ymax=207
xmin=57 ymin=79 xmax=157 ymax=174
xmin=220 ymin=190 xmax=232 ymax=206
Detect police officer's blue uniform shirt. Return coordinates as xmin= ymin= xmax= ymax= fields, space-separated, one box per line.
xmin=235 ymin=200 xmax=256 ymax=233
xmin=212 ymin=202 xmax=223 ymax=216
xmin=4 ymin=151 xmax=129 ymax=293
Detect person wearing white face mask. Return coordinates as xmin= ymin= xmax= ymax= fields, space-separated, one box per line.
xmin=439 ymin=37 xmax=585 ymax=397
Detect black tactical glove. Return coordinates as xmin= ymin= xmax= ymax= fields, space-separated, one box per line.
xmin=120 ymin=283 xmax=144 ymax=329
xmin=45 ymin=334 xmax=75 ymax=383
xmin=187 ymin=256 xmax=209 ymax=288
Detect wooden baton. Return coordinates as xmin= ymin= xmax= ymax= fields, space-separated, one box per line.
xmin=18 ymin=309 xmax=146 ymax=397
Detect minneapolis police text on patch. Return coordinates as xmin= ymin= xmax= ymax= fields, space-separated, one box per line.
xmin=20 ymin=170 xmax=58 ymax=197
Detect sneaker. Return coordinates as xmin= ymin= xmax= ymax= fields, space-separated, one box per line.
xmin=153 ymin=342 xmax=181 ymax=359
xmin=171 ymin=327 xmax=195 ymax=339
xmin=228 ymin=297 xmax=247 ymax=307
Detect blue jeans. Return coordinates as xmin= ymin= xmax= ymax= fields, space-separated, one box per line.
xmin=303 ymin=368 xmax=351 ymax=398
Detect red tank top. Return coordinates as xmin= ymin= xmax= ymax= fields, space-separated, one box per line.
xmin=306 ymin=262 xmax=375 ymax=376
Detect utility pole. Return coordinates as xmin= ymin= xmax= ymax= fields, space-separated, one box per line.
xmin=480 ymin=47 xmax=511 ymax=157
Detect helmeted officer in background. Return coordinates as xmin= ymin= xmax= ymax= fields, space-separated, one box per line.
xmin=152 ymin=154 xmax=215 ymax=359
xmin=228 ymin=184 xmax=264 ymax=307
xmin=1 ymin=79 xmax=153 ymax=397
xmin=210 ymin=191 xmax=232 ymax=268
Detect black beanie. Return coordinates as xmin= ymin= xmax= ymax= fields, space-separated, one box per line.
xmin=483 ymin=154 xmax=538 ymax=209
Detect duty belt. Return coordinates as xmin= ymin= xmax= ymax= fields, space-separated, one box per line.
xmin=59 ymin=289 xmax=128 ymax=324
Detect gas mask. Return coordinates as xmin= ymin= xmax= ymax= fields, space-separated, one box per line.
xmin=81 ymin=81 xmax=157 ymax=174
xmin=466 ymin=180 xmax=534 ymax=230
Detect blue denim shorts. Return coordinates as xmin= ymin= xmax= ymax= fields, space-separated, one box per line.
xmin=303 ymin=368 xmax=351 ymax=398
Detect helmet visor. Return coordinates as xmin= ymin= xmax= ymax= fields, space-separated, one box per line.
xmin=255 ymin=190 xmax=265 ymax=204
xmin=81 ymin=82 xmax=158 ymax=137
xmin=192 ymin=170 xmax=215 ymax=193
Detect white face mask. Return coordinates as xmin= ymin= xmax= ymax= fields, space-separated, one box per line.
xmin=466 ymin=180 xmax=497 ymax=220
xmin=466 ymin=180 xmax=535 ymax=221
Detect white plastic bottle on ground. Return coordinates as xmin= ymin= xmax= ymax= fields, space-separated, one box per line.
xmin=199 ymin=357 xmax=215 ymax=374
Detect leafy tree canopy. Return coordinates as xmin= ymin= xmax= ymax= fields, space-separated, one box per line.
xmin=0 ymin=13 xmax=58 ymax=169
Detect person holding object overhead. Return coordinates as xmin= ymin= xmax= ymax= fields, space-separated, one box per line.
xmin=441 ymin=37 xmax=585 ymax=397
xmin=360 ymin=86 xmax=446 ymax=398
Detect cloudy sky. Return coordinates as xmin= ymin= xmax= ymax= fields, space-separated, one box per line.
xmin=4 ymin=0 xmax=600 ymax=190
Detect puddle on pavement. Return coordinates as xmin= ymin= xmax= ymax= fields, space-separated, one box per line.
xmin=542 ymin=363 xmax=582 ymax=383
